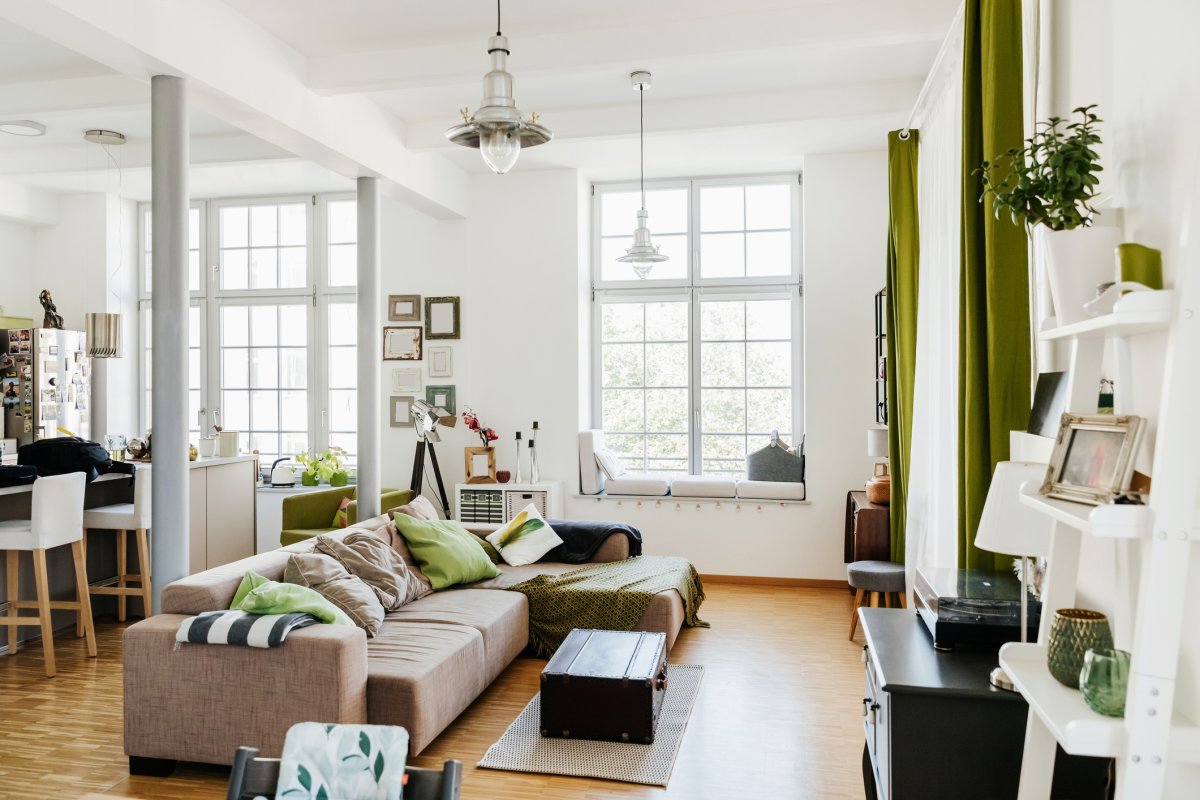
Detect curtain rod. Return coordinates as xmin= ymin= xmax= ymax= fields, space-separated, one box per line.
xmin=900 ymin=1 xmax=966 ymax=140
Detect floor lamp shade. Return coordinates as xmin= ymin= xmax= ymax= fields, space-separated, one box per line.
xmin=974 ymin=461 xmax=1053 ymax=558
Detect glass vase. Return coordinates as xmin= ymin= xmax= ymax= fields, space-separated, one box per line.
xmin=1080 ymin=648 xmax=1131 ymax=717
xmin=1046 ymin=609 xmax=1113 ymax=688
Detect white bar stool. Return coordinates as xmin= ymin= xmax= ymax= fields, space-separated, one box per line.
xmin=0 ymin=472 xmax=95 ymax=678
xmin=81 ymin=467 xmax=152 ymax=623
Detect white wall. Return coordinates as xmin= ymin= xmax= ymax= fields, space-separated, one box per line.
xmin=0 ymin=218 xmax=37 ymax=321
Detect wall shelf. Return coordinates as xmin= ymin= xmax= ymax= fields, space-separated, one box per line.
xmin=1038 ymin=301 xmax=1174 ymax=342
xmin=999 ymin=642 xmax=1200 ymax=763
xmin=1018 ymin=481 xmax=1152 ymax=539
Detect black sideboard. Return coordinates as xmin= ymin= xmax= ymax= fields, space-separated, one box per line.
xmin=860 ymin=608 xmax=1111 ymax=800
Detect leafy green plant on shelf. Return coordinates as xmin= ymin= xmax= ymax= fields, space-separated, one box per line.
xmin=295 ymin=446 xmax=349 ymax=486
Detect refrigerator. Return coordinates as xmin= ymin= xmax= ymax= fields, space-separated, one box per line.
xmin=1 ymin=328 xmax=91 ymax=448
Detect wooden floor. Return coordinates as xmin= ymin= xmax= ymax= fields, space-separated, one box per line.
xmin=0 ymin=584 xmax=867 ymax=800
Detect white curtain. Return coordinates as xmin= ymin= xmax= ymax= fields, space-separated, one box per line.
xmin=904 ymin=14 xmax=964 ymax=593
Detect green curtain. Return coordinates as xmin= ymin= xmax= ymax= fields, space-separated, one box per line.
xmin=886 ymin=130 xmax=920 ymax=564
xmin=958 ymin=0 xmax=1030 ymax=570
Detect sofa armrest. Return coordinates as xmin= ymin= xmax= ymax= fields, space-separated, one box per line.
xmin=282 ymin=487 xmax=354 ymax=531
xmin=124 ymin=615 xmax=368 ymax=766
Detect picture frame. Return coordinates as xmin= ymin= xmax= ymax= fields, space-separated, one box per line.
xmin=388 ymin=294 xmax=421 ymax=322
xmin=382 ymin=326 xmax=422 ymax=360
xmin=389 ymin=396 xmax=415 ymax=428
xmin=1040 ymin=413 xmax=1145 ymax=505
xmin=464 ymin=446 xmax=497 ymax=484
xmin=425 ymin=296 xmax=460 ymax=340
xmin=392 ymin=367 xmax=422 ymax=394
xmin=425 ymin=385 xmax=456 ymax=415
xmin=428 ymin=346 xmax=453 ymax=378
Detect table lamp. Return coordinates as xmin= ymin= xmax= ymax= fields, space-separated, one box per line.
xmin=866 ymin=425 xmax=890 ymax=504
xmin=974 ymin=460 xmax=1054 ymax=690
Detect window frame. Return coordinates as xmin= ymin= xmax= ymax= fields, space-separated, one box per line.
xmin=591 ymin=175 xmax=804 ymax=477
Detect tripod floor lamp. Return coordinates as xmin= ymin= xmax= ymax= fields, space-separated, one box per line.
xmin=409 ymin=399 xmax=457 ymax=519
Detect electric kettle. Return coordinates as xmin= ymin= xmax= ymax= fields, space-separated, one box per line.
xmin=269 ymin=457 xmax=297 ymax=487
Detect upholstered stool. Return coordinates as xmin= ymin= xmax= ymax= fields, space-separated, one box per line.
xmin=847 ymin=560 xmax=906 ymax=641
xmin=0 ymin=472 xmax=96 ymax=677
xmin=81 ymin=467 xmax=152 ymax=624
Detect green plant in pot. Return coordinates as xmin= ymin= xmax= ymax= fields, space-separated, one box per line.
xmin=325 ymin=446 xmax=349 ymax=487
xmin=976 ymin=104 xmax=1117 ymax=326
xmin=295 ymin=450 xmax=322 ymax=485
xmin=294 ymin=447 xmax=348 ymax=486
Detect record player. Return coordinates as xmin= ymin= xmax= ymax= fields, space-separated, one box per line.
xmin=914 ymin=566 xmax=1040 ymax=650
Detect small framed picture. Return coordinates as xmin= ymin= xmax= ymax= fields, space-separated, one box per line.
xmin=389 ymin=396 xmax=415 ymax=428
xmin=425 ymin=385 xmax=456 ymax=415
xmin=425 ymin=296 xmax=460 ymax=340
xmin=48 ymin=345 xmax=58 ymax=356
xmin=464 ymin=446 xmax=497 ymax=484
xmin=383 ymin=326 xmax=422 ymax=360
xmin=388 ymin=294 xmax=421 ymax=322
xmin=428 ymin=346 xmax=453 ymax=378
xmin=392 ymin=367 xmax=422 ymax=394
xmin=1040 ymin=413 xmax=1145 ymax=505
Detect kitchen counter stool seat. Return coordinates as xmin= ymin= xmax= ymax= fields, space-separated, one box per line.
xmin=81 ymin=468 xmax=151 ymax=624
xmin=1 ymin=472 xmax=95 ymax=678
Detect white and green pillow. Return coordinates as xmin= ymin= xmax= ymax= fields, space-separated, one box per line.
xmin=486 ymin=503 xmax=563 ymax=567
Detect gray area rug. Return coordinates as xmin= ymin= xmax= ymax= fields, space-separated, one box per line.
xmin=477 ymin=664 xmax=704 ymax=787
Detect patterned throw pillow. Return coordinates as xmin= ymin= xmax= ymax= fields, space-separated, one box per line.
xmin=486 ymin=503 xmax=563 ymax=567
xmin=332 ymin=495 xmax=353 ymax=528
xmin=276 ymin=722 xmax=408 ymax=800
xmin=594 ymin=447 xmax=629 ymax=480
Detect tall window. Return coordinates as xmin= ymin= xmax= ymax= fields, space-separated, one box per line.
xmin=138 ymin=194 xmax=358 ymax=465
xmin=593 ymin=176 xmax=802 ymax=477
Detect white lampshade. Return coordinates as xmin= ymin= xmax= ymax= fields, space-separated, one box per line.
xmin=974 ymin=461 xmax=1053 ymax=558
xmin=866 ymin=426 xmax=889 ymax=459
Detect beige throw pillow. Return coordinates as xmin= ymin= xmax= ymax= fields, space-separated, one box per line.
xmin=392 ymin=494 xmax=440 ymax=521
xmin=315 ymin=531 xmax=431 ymax=608
xmin=284 ymin=553 xmax=385 ymax=636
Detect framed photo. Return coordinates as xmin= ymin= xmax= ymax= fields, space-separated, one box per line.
xmin=392 ymin=367 xmax=422 ymax=393
xmin=389 ymin=396 xmax=415 ymax=428
xmin=428 ymin=346 xmax=453 ymax=378
xmin=1040 ymin=413 xmax=1145 ymax=505
xmin=464 ymin=446 xmax=497 ymax=484
xmin=425 ymin=385 xmax=456 ymax=415
xmin=388 ymin=294 xmax=421 ymax=322
xmin=425 ymin=296 xmax=460 ymax=340
xmin=383 ymin=326 xmax=422 ymax=360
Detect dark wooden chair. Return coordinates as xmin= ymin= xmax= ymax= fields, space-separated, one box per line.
xmin=226 ymin=746 xmax=462 ymax=800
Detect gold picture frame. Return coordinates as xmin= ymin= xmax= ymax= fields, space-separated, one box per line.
xmin=464 ymin=446 xmax=497 ymax=484
xmin=1040 ymin=413 xmax=1145 ymax=505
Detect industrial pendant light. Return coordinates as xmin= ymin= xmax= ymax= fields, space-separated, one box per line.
xmin=617 ymin=71 xmax=668 ymax=279
xmin=445 ymin=0 xmax=551 ymax=174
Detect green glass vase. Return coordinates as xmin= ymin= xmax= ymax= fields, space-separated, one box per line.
xmin=1080 ymin=648 xmax=1131 ymax=717
xmin=1046 ymin=609 xmax=1113 ymax=688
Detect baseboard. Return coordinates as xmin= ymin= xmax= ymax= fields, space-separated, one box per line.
xmin=699 ymin=574 xmax=849 ymax=590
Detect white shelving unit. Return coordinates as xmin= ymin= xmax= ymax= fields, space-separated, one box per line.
xmin=454 ymin=481 xmax=563 ymax=531
xmin=1002 ymin=285 xmax=1200 ymax=799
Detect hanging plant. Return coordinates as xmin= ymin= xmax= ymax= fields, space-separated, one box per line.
xmin=975 ymin=105 xmax=1103 ymax=232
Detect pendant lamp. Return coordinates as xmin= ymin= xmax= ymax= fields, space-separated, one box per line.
xmin=445 ymin=0 xmax=551 ymax=174
xmin=617 ymin=71 xmax=668 ymax=279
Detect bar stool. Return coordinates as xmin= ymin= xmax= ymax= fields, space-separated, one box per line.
xmin=81 ymin=467 xmax=152 ymax=623
xmin=847 ymin=560 xmax=906 ymax=641
xmin=0 ymin=472 xmax=96 ymax=678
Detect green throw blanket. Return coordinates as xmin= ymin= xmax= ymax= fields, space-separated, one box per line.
xmin=510 ymin=555 xmax=709 ymax=658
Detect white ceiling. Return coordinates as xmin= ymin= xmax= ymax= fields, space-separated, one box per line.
xmin=0 ymin=0 xmax=958 ymax=206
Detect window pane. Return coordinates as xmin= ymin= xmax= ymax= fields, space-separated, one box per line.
xmin=329 ymin=389 xmax=356 ymax=431
xmin=701 ymin=342 xmax=745 ymax=387
xmin=280 ymin=247 xmax=306 ymax=288
xmin=601 ymin=303 xmax=643 ymax=342
xmin=602 ymin=389 xmax=644 ymax=433
xmin=605 ymin=433 xmax=645 ymax=471
xmin=329 ymin=348 xmax=356 ymax=387
xmin=249 ymin=432 xmax=280 ymax=461
xmin=280 ymin=203 xmax=306 ymax=246
xmin=700 ymin=186 xmax=743 ymax=232
xmin=645 ymin=388 xmax=688 ymax=432
xmin=250 ymin=205 xmax=278 ymax=247
xmin=746 ymin=231 xmax=791 ymax=277
xmin=701 ymin=301 xmax=745 ymax=341
xmin=328 ymin=244 xmax=356 ymax=287
xmin=188 ymin=349 xmax=201 ymax=387
xmin=221 ymin=249 xmax=248 ymax=290
xmin=278 ymin=305 xmax=307 ymax=346
xmin=222 ymin=390 xmax=249 ymax=430
xmin=221 ymin=206 xmax=248 ymax=247
xmin=646 ymin=189 xmax=688 ymax=234
xmin=188 ymin=251 xmax=201 ymax=293
xmin=250 ymin=305 xmax=278 ymax=346
xmin=645 ymin=302 xmax=687 ymax=341
xmin=251 ymin=389 xmax=279 ymax=430
xmin=328 ymin=200 xmax=356 ymax=244
xmin=282 ymin=432 xmax=310 ymax=459
xmin=281 ymin=348 xmax=307 ymax=389
xmin=188 ymin=306 xmax=201 ymax=348
xmin=328 ymin=303 xmax=356 ymax=346
xmin=250 ymin=348 xmax=279 ymax=388
xmin=222 ymin=348 xmax=249 ymax=388
xmin=280 ymin=390 xmax=307 ymax=430
xmin=600 ymin=191 xmax=639 ymax=237
xmin=602 ymin=344 xmax=644 ymax=388
xmin=747 ymin=341 xmax=791 ymax=387
xmin=222 ymin=306 xmax=248 ymax=346
xmin=746 ymin=299 xmax=791 ymax=340
xmin=645 ymin=343 xmax=688 ymax=387
xmin=250 ymin=249 xmax=278 ymax=289
xmin=700 ymin=232 xmax=745 ymax=279
xmin=745 ymin=184 xmax=791 ymax=230
xmin=701 ymin=388 xmax=745 ymax=433
xmin=747 ymin=388 xmax=791 ymax=434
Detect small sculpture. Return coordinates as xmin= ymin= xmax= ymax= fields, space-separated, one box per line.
xmin=39 ymin=290 xmax=64 ymax=330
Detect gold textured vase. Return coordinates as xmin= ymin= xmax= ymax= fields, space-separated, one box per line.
xmin=1046 ymin=609 xmax=1113 ymax=688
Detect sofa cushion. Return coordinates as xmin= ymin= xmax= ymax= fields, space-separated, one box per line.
xmin=392 ymin=514 xmax=501 ymax=590
xmin=594 ymin=447 xmax=628 ymax=480
xmin=391 ymin=494 xmax=440 ymax=522
xmin=285 ymin=553 xmax=385 ymax=636
xmin=385 ymin=589 xmax=528 ymax=684
xmin=736 ymin=479 xmax=806 ymax=500
xmin=367 ymin=621 xmax=488 ymax=754
xmin=314 ymin=531 xmax=430 ymax=608
xmin=670 ymin=475 xmax=737 ymax=498
xmin=604 ymin=476 xmax=671 ymax=496
xmin=578 ymin=430 xmax=607 ymax=495
xmin=486 ymin=504 xmax=563 ymax=567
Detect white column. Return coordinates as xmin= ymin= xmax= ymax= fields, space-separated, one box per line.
xmin=150 ymin=75 xmax=190 ymax=611
xmin=356 ymin=177 xmax=381 ymax=518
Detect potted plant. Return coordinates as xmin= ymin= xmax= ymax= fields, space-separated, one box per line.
xmin=461 ymin=408 xmax=500 ymax=448
xmin=294 ymin=447 xmax=349 ymax=486
xmin=325 ymin=446 xmax=350 ymax=487
xmin=977 ymin=104 xmax=1117 ymax=325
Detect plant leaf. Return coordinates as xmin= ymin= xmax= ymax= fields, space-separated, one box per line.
xmin=374 ymin=750 xmax=385 ymax=781
xmin=359 ymin=731 xmax=371 ymax=757
xmin=298 ymin=765 xmax=312 ymax=792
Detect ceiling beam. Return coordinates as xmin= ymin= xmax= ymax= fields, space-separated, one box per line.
xmin=0 ymin=74 xmax=146 ymax=117
xmin=308 ymin=1 xmax=950 ymax=96
xmin=0 ymin=132 xmax=295 ymax=176
xmin=0 ymin=0 xmax=469 ymax=219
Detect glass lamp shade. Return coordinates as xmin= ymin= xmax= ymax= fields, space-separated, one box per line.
xmin=481 ymin=127 xmax=521 ymax=174
xmin=974 ymin=461 xmax=1053 ymax=558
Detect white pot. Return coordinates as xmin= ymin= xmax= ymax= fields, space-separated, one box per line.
xmin=1039 ymin=225 xmax=1121 ymax=325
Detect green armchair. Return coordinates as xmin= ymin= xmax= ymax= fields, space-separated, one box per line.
xmin=280 ymin=486 xmax=414 ymax=547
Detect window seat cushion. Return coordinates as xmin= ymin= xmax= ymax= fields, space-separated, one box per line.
xmin=670 ymin=476 xmax=737 ymax=498
xmin=603 ymin=476 xmax=672 ymax=496
xmin=736 ymin=479 xmax=806 ymax=501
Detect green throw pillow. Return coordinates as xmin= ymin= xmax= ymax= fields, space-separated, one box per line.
xmin=477 ymin=536 xmax=503 ymax=565
xmin=230 ymin=570 xmax=353 ymax=626
xmin=391 ymin=513 xmax=501 ymax=590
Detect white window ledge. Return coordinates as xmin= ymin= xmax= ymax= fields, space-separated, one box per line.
xmin=573 ymin=493 xmax=810 ymax=507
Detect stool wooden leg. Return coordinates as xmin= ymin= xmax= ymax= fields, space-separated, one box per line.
xmin=71 ymin=540 xmax=96 ymax=658
xmin=135 ymin=528 xmax=152 ymax=619
xmin=848 ymin=588 xmax=865 ymax=641
xmin=897 ymin=591 xmax=907 ymax=609
xmin=117 ymin=529 xmax=127 ymax=622
xmin=31 ymin=548 xmax=55 ymax=678
xmin=6 ymin=550 xmax=17 ymax=656
xmin=883 ymin=592 xmax=891 ymax=608
xmin=869 ymin=592 xmax=880 ymax=608
xmin=76 ymin=529 xmax=87 ymax=638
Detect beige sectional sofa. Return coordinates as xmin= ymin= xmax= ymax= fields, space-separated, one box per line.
xmin=123 ymin=513 xmax=684 ymax=772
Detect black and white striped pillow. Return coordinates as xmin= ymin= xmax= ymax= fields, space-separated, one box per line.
xmin=175 ymin=610 xmax=319 ymax=648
